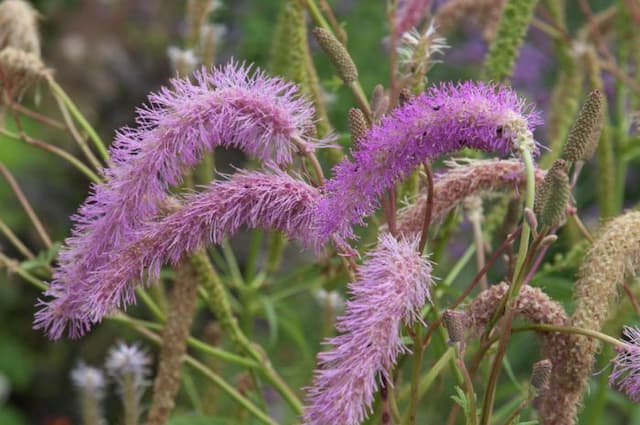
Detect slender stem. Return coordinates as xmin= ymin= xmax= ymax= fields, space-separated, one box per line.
xmin=512 ymin=323 xmax=624 ymax=348
xmin=0 ymin=129 xmax=102 ymax=183
xmin=0 ymin=217 xmax=34 ymax=259
xmin=408 ymin=328 xmax=424 ymax=425
xmin=469 ymin=207 xmax=488 ymax=291
xmin=0 ymin=251 xmax=47 ymax=290
xmin=46 ymin=77 xmax=110 ymax=162
xmin=302 ymin=0 xmax=372 ymax=120
xmin=11 ymin=103 xmax=65 ymax=130
xmin=569 ymin=212 xmax=594 ymax=242
xmin=421 ymin=229 xmax=521 ymax=349
xmin=418 ymin=163 xmax=434 ymax=253
xmin=110 ymin=314 xmax=260 ymax=369
xmin=499 ymin=397 xmax=529 ymax=425
xmin=122 ymin=374 xmax=139 ymax=425
xmin=129 ymin=324 xmax=279 ymax=425
xmin=511 ymin=148 xmax=535 ymax=287
xmin=135 ymin=287 xmax=166 ymax=323
xmin=480 ymin=147 xmax=534 ymax=425
xmin=456 ymin=347 xmax=478 ymax=425
xmin=51 ymin=89 xmax=105 ymax=171
xmin=0 ymin=162 xmax=52 ymax=247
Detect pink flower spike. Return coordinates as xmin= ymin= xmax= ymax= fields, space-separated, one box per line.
xmin=303 ymin=234 xmax=433 ymax=425
xmin=35 ymin=170 xmax=320 ymax=338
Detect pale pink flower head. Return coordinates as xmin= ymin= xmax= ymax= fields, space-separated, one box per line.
xmin=303 ymin=234 xmax=433 ymax=425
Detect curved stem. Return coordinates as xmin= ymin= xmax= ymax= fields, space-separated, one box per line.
xmin=0 ymin=129 xmax=102 ymax=183
xmin=0 ymin=162 xmax=53 ymax=247
xmin=47 ymin=77 xmax=110 ymax=162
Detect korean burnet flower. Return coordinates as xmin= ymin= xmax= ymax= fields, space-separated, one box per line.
xmin=303 ymin=234 xmax=433 ymax=425
xmin=610 ymin=326 xmax=640 ymax=402
xmin=315 ymin=81 xmax=541 ymax=244
xmin=35 ymin=62 xmax=322 ymax=339
xmin=37 ymin=170 xmax=320 ymax=337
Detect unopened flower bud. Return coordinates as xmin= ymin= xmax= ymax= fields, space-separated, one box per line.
xmin=312 ymin=27 xmax=358 ymax=84
xmin=442 ymin=309 xmax=465 ymax=343
xmin=563 ymin=90 xmax=604 ymax=163
xmin=534 ymin=160 xmax=570 ymax=227
xmin=348 ymin=108 xmax=368 ymax=143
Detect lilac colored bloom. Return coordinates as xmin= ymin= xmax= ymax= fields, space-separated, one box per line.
xmin=35 ymin=171 xmax=319 ymax=338
xmin=610 ymin=326 xmax=640 ymax=402
xmin=35 ymin=61 xmax=320 ymax=339
xmin=303 ymin=234 xmax=432 ymax=425
xmin=315 ymin=81 xmax=541 ymax=243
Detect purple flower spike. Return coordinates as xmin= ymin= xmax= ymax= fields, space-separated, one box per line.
xmin=610 ymin=326 xmax=640 ymax=402
xmin=303 ymin=234 xmax=432 ymax=425
xmin=315 ymin=81 xmax=541 ymax=243
xmin=35 ymin=171 xmax=319 ymax=339
xmin=35 ymin=61 xmax=321 ymax=339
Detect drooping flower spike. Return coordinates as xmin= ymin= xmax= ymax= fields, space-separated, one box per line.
xmin=303 ymin=234 xmax=433 ymax=425
xmin=315 ymin=81 xmax=541 ymax=244
xmin=395 ymin=158 xmax=547 ymax=236
xmin=610 ymin=326 xmax=640 ymax=403
xmin=35 ymin=61 xmax=322 ymax=338
xmin=35 ymin=171 xmax=320 ymax=338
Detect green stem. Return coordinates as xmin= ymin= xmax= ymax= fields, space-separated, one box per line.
xmin=0 ymin=252 xmax=47 ymax=290
xmin=0 ymin=129 xmax=102 ymax=183
xmin=407 ymin=329 xmax=424 ymax=425
xmin=511 ymin=148 xmax=536 ymax=289
xmin=47 ymin=77 xmax=110 ymax=162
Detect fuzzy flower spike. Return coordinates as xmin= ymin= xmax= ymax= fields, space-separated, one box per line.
xmin=610 ymin=326 xmax=640 ymax=402
xmin=37 ymin=170 xmax=320 ymax=337
xmin=315 ymin=81 xmax=540 ymax=243
xmin=35 ymin=62 xmax=321 ymax=339
xmin=303 ymin=233 xmax=432 ymax=425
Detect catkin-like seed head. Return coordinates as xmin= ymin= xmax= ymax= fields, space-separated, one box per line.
xmin=534 ymin=159 xmax=570 ymax=227
xmin=312 ymin=27 xmax=358 ymax=84
xmin=562 ymin=89 xmax=604 ymax=162
xmin=348 ymin=108 xmax=368 ymax=143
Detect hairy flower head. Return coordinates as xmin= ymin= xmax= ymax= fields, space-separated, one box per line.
xmin=35 ymin=171 xmax=319 ymax=337
xmin=303 ymin=234 xmax=432 ymax=425
xmin=610 ymin=326 xmax=640 ymax=402
xmin=34 ymin=62 xmax=320 ymax=339
xmin=315 ymin=82 xmax=539 ymax=244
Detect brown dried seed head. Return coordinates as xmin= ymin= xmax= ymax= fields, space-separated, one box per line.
xmin=312 ymin=27 xmax=358 ymax=84
xmin=348 ymin=107 xmax=368 ymax=143
xmin=0 ymin=0 xmax=40 ymax=54
xmin=442 ymin=309 xmax=465 ymax=343
xmin=563 ymin=89 xmax=605 ymax=162
xmin=0 ymin=47 xmax=48 ymax=94
xmin=531 ymin=359 xmax=552 ymax=391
